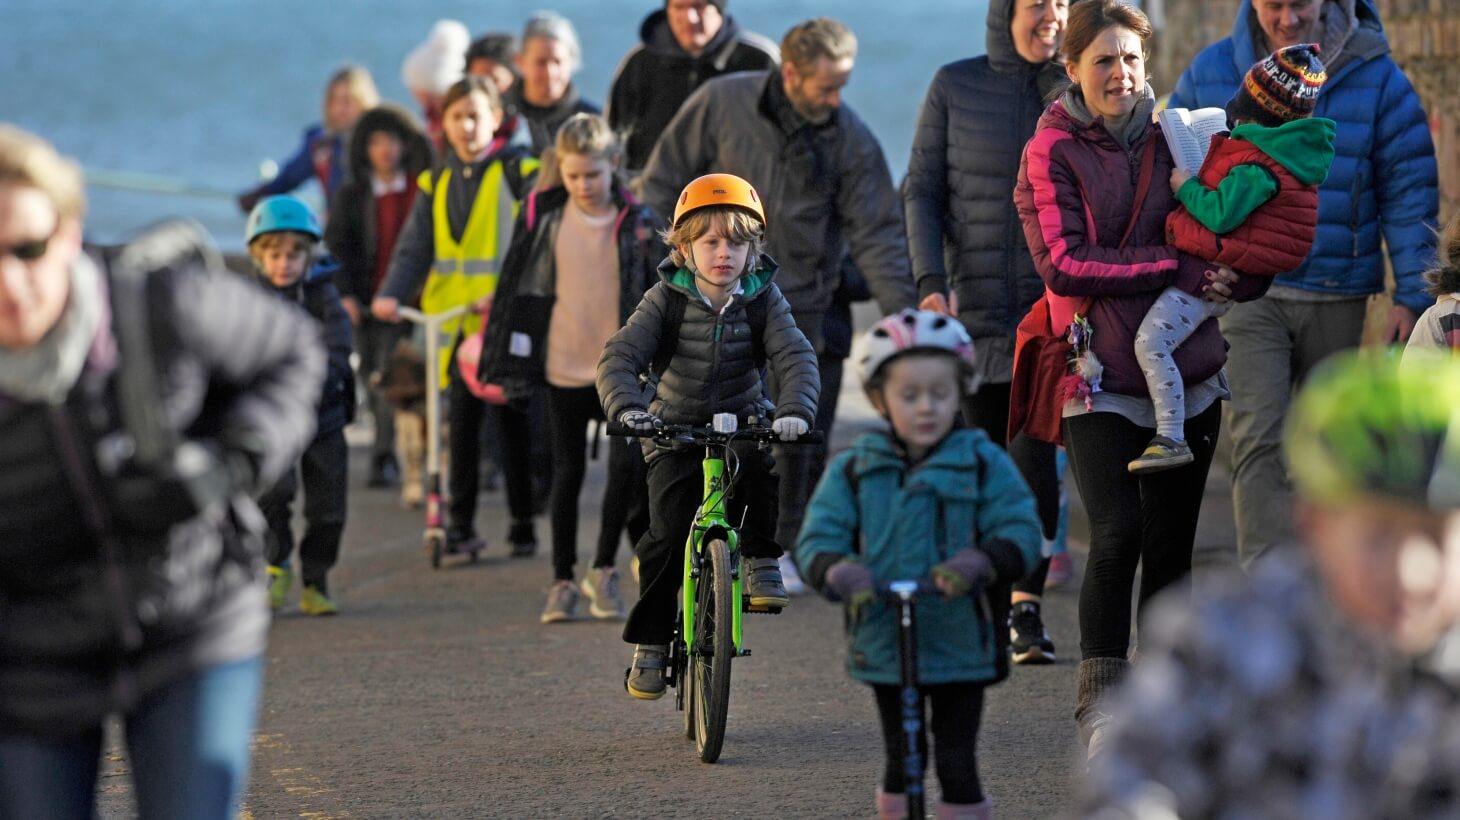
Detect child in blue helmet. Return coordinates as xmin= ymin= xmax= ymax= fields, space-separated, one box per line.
xmin=797 ymin=310 xmax=1042 ymax=819
xmin=245 ymin=195 xmax=355 ymax=615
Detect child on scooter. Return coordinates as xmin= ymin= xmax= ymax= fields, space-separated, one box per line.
xmin=797 ymin=310 xmax=1042 ymax=819
xmin=596 ymin=173 xmax=819 ymax=701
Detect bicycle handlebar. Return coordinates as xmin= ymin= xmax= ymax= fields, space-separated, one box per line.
xmin=605 ymin=421 xmax=824 ymax=446
xmin=875 ymin=579 xmax=940 ymax=602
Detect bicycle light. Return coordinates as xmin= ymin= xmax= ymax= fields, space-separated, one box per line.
xmin=712 ymin=414 xmax=738 ymax=434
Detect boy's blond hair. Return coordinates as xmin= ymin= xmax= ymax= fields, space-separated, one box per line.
xmin=248 ymin=231 xmax=315 ymax=259
xmin=0 ymin=124 xmax=86 ymax=220
xmin=660 ymin=207 xmax=766 ymax=269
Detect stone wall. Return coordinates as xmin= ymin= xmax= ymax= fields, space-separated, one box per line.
xmin=1148 ymin=0 xmax=1459 ymax=219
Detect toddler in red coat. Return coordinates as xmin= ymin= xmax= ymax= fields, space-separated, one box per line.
xmin=1130 ymin=43 xmax=1335 ymax=474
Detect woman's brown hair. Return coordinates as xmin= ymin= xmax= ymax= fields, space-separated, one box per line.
xmin=440 ymin=75 xmax=503 ymax=119
xmin=1061 ymin=0 xmax=1152 ymax=65
xmin=1426 ymin=213 xmax=1460 ymax=297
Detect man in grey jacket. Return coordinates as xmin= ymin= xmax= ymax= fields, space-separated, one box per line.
xmin=639 ymin=17 xmax=923 ymax=562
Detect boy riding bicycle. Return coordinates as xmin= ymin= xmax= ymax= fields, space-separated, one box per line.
xmin=596 ymin=173 xmax=819 ymax=700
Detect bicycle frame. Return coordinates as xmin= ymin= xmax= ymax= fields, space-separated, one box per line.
xmin=680 ymin=445 xmax=745 ymax=658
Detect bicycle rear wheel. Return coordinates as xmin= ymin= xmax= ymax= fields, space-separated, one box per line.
xmin=691 ymin=538 xmax=734 ymax=763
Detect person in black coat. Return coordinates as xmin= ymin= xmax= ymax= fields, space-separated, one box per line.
xmin=607 ymin=0 xmax=779 ymax=174
xmin=902 ymin=0 xmax=1070 ymax=663
xmin=510 ymin=11 xmax=601 ymax=153
xmin=247 ymin=196 xmax=355 ymax=617
xmin=0 ymin=127 xmax=323 ymax=818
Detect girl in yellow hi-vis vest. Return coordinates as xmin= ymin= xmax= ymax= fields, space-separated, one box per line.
xmin=373 ymin=76 xmax=539 ymax=556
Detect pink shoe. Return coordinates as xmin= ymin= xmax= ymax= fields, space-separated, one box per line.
xmin=1045 ymin=552 xmax=1074 ymax=589
xmin=876 ymin=788 xmax=909 ymax=820
xmin=937 ymin=797 xmax=993 ymax=819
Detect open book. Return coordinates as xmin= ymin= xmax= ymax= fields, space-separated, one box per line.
xmin=1156 ymin=107 xmax=1228 ymax=174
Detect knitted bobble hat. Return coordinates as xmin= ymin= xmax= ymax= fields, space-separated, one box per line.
xmin=402 ymin=20 xmax=470 ymax=96
xmin=1226 ymin=43 xmax=1327 ymax=128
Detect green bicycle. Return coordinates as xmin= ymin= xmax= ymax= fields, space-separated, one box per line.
xmin=609 ymin=415 xmax=823 ymax=763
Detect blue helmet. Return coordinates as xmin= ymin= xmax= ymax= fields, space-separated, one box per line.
xmin=245 ymin=195 xmax=322 ymax=246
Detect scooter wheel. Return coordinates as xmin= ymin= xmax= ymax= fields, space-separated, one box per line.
xmin=426 ymin=534 xmax=443 ymax=570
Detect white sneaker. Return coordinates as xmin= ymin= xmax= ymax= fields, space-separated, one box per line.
xmin=778 ymin=554 xmax=806 ymax=596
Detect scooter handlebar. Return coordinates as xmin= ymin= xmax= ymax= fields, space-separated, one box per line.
xmin=875 ymin=579 xmax=940 ymax=601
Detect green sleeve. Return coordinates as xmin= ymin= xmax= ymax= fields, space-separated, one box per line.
xmin=1176 ymin=165 xmax=1280 ymax=235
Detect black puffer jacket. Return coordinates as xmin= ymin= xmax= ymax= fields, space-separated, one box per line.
xmin=607 ymin=10 xmax=779 ymax=172
xmin=640 ymin=71 xmax=918 ymax=350
xmin=482 ymin=184 xmax=661 ymax=396
xmin=597 ymin=257 xmax=818 ymax=447
xmin=326 ymin=104 xmax=434 ymax=304
xmin=0 ymin=254 xmax=323 ymax=740
xmin=903 ymin=0 xmax=1069 ymax=382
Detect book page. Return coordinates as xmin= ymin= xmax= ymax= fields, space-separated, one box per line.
xmin=1157 ymin=107 xmax=1228 ymax=174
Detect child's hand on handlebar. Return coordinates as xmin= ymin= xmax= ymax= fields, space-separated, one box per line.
xmin=931 ymin=547 xmax=993 ymax=599
xmin=772 ymin=416 xmax=809 ymax=442
xmin=824 ymin=560 xmax=874 ymax=604
xmin=619 ymin=409 xmax=660 ymax=431
xmin=371 ymin=296 xmax=400 ymax=322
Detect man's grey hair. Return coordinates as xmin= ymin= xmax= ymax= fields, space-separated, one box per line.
xmin=522 ymin=10 xmax=582 ymax=74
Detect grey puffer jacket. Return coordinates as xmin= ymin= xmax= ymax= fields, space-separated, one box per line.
xmin=639 ymin=71 xmax=918 ymax=350
xmin=597 ymin=257 xmax=819 ymax=450
xmin=903 ymin=0 xmax=1070 ymax=384
xmin=0 ymin=254 xmax=323 ymax=740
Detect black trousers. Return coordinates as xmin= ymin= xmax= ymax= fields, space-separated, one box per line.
xmin=545 ymin=385 xmax=648 ymax=581
xmin=871 ymin=682 xmax=986 ymax=805
xmin=772 ymin=352 xmax=842 ymax=550
xmin=261 ymin=427 xmax=348 ymax=590
xmin=623 ymin=442 xmax=780 ymax=645
xmin=447 ymin=362 xmax=534 ymax=535
xmin=1063 ymin=402 xmax=1220 ymax=660
xmin=356 ymin=318 xmax=405 ymax=461
xmin=962 ymin=382 xmax=1060 ymax=596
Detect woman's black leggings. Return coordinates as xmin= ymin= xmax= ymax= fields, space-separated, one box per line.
xmin=871 ymin=683 xmax=985 ymax=805
xmin=1063 ymin=403 xmax=1220 ymax=660
xmin=962 ymin=383 xmax=1060 ymax=595
xmin=546 ymin=386 xmax=648 ymax=581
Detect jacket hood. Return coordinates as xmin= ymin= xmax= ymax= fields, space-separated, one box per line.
xmin=1230 ymin=117 xmax=1336 ymax=185
xmin=986 ymin=0 xmax=1069 ymax=98
xmin=509 ymin=82 xmax=586 ymax=121
xmin=1045 ymin=86 xmax=1157 ymax=149
xmin=639 ymin=8 xmax=744 ymax=64
xmin=658 ymin=254 xmax=779 ymax=300
xmin=347 ymin=104 xmax=434 ymax=183
xmin=1234 ymin=0 xmax=1386 ymax=79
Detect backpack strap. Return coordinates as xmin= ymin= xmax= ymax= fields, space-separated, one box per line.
xmin=746 ymin=291 xmax=770 ymax=369
xmin=649 ymin=288 xmax=687 ymax=377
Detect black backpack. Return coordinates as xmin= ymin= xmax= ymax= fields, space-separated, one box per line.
xmin=648 ymin=287 xmax=771 ymax=377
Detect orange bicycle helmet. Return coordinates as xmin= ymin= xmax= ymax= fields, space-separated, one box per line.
xmin=672 ymin=173 xmax=767 ymax=229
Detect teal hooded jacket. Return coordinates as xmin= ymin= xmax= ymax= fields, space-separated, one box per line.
xmin=796 ymin=428 xmax=1042 ymax=686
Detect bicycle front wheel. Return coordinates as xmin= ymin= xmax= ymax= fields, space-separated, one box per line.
xmin=691 ymin=538 xmax=734 ymax=763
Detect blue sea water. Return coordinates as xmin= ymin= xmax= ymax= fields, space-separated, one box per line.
xmin=0 ymin=1 xmax=990 ymax=249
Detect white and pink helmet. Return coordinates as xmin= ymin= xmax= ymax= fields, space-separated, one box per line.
xmin=854 ymin=309 xmax=979 ymax=392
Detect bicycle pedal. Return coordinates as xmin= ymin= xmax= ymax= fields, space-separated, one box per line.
xmin=743 ymin=603 xmax=784 ymax=615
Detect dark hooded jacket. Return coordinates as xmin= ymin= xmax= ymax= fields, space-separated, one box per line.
xmin=607 ymin=10 xmax=779 ymax=172
xmin=0 ymin=254 xmax=323 ymax=740
xmin=596 ymin=257 xmax=819 ymax=453
xmin=257 ymin=259 xmax=356 ymax=435
xmin=326 ymin=105 xmax=434 ymax=304
xmin=903 ymin=0 xmax=1069 ymax=384
xmin=508 ymin=83 xmax=601 ymax=155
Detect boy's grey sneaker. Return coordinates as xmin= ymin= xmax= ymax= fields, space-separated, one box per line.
xmin=1127 ymin=435 xmax=1194 ymax=474
xmin=581 ymin=567 xmax=626 ymax=620
xmin=540 ymin=580 xmax=580 ymax=624
xmin=626 ymin=644 xmax=668 ymax=700
xmin=744 ymin=557 xmax=789 ymax=610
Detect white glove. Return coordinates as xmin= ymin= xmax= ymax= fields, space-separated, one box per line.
xmin=773 ymin=416 xmax=808 ymax=442
xmin=620 ymin=409 xmax=659 ymax=431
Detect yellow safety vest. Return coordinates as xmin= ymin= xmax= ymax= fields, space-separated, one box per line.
xmin=418 ymin=157 xmax=536 ymax=383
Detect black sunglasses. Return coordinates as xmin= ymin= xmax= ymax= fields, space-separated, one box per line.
xmin=1 ymin=235 xmax=51 ymax=262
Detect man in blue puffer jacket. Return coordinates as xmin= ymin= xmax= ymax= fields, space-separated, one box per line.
xmin=1168 ymin=0 xmax=1438 ymax=567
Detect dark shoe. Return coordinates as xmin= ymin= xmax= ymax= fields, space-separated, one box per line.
xmin=1127 ymin=435 xmax=1194 ymax=474
xmin=625 ymin=644 xmax=668 ymax=700
xmin=445 ymin=528 xmax=485 ymax=556
xmin=367 ymin=454 xmax=400 ymax=488
xmin=1009 ymin=600 xmax=1056 ymax=665
xmin=744 ymin=557 xmax=789 ymax=610
xmin=508 ymin=520 xmax=537 ymax=558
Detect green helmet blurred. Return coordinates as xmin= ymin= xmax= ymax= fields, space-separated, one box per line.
xmin=245 ymin=195 xmax=321 ymax=246
xmin=1285 ymin=348 xmax=1460 ymax=510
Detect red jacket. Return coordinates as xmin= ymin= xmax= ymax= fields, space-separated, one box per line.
xmin=1013 ymin=100 xmax=1226 ymax=399
xmin=1166 ymin=134 xmax=1319 ymax=279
